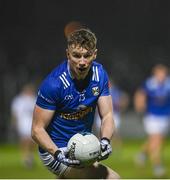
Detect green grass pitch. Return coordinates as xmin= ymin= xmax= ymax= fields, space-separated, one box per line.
xmin=0 ymin=139 xmax=169 ymax=178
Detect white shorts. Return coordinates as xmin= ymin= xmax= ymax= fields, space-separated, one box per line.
xmin=39 ymin=147 xmax=70 ymax=177
xmin=143 ymin=114 xmax=170 ymax=135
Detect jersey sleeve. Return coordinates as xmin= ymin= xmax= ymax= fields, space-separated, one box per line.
xmin=100 ymin=69 xmax=110 ymax=96
xmin=36 ymin=77 xmax=60 ymax=110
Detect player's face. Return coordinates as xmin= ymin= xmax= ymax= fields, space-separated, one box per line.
xmin=154 ymin=68 xmax=168 ymax=82
xmin=67 ymin=45 xmax=97 ymax=80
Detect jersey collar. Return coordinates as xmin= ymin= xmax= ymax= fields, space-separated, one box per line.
xmin=67 ymin=61 xmax=74 ymax=79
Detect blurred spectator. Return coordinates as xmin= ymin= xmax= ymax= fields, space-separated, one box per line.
xmin=93 ymin=79 xmax=129 ymax=148
xmin=134 ymin=64 xmax=170 ymax=177
xmin=11 ymin=83 xmax=36 ymax=168
xmin=64 ymin=21 xmax=85 ymax=38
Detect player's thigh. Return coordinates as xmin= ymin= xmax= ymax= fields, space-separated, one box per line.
xmin=62 ymin=162 xmax=120 ymax=179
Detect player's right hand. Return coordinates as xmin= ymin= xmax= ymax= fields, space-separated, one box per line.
xmin=54 ymin=149 xmax=80 ymax=167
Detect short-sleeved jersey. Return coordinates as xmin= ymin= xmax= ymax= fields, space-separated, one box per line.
xmin=142 ymin=76 xmax=170 ymax=116
xmin=36 ymin=60 xmax=110 ymax=151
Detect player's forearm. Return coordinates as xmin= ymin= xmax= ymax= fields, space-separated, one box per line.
xmin=31 ymin=127 xmax=58 ymax=155
xmin=100 ymin=113 xmax=115 ymax=140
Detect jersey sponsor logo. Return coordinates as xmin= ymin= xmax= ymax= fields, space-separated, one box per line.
xmin=92 ymin=86 xmax=100 ymax=96
xmin=76 ymin=104 xmax=88 ymax=111
xmin=60 ymin=106 xmax=93 ymax=120
xmin=59 ymin=72 xmax=70 ymax=89
xmin=64 ymin=94 xmax=74 ymax=100
xmin=92 ymin=66 xmax=99 ymax=82
xmin=38 ymin=91 xmax=55 ymax=104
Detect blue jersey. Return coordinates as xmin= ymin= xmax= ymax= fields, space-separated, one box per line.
xmin=110 ymin=86 xmax=122 ymax=114
xmin=142 ymin=76 xmax=170 ymax=116
xmin=36 ymin=60 xmax=110 ymax=151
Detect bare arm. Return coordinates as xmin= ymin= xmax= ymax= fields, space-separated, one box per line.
xmin=31 ymin=105 xmax=59 ymax=155
xmin=97 ymin=95 xmax=116 ymax=140
xmin=134 ymin=89 xmax=146 ymax=113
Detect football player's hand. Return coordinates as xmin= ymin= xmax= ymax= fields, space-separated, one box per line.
xmin=98 ymin=137 xmax=112 ymax=161
xmin=54 ymin=149 xmax=80 ymax=167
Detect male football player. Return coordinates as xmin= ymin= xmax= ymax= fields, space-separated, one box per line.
xmin=11 ymin=83 xmax=36 ymax=168
xmin=134 ymin=64 xmax=170 ymax=177
xmin=31 ymin=28 xmax=120 ymax=179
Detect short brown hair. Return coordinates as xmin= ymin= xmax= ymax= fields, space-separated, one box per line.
xmin=67 ymin=28 xmax=97 ymax=52
xmin=152 ymin=64 xmax=169 ymax=74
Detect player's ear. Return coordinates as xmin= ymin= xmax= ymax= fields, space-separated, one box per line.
xmin=66 ymin=49 xmax=70 ymax=59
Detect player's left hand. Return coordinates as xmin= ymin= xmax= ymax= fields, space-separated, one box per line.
xmin=98 ymin=137 xmax=112 ymax=161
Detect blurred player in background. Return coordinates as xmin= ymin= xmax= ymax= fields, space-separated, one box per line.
xmin=31 ymin=27 xmax=120 ymax=179
xmin=93 ymin=79 xmax=129 ymax=149
xmin=134 ymin=64 xmax=170 ymax=177
xmin=11 ymin=83 xmax=36 ymax=168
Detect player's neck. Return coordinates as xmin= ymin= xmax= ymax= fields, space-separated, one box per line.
xmin=73 ymin=69 xmax=92 ymax=92
xmin=67 ymin=62 xmax=88 ymax=80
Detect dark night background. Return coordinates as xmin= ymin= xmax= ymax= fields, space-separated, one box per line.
xmin=0 ymin=0 xmax=170 ymax=140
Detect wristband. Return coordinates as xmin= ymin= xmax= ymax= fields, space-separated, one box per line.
xmin=101 ymin=137 xmax=110 ymax=144
xmin=54 ymin=150 xmax=62 ymax=158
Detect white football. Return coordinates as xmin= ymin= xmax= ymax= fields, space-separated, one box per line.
xmin=67 ymin=132 xmax=100 ymax=166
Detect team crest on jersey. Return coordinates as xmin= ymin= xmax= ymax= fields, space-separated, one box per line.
xmin=92 ymin=86 xmax=100 ymax=96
